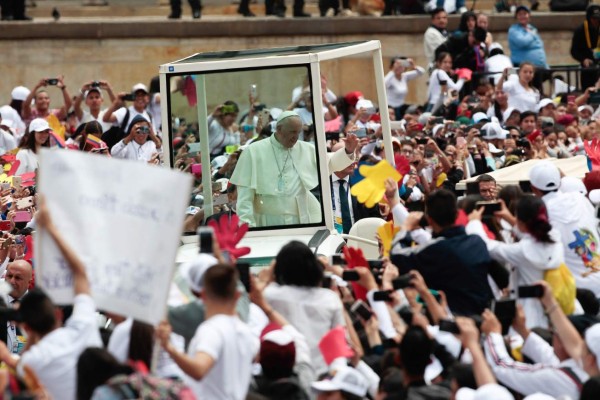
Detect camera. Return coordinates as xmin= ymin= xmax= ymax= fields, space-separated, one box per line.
xmin=122 ymin=93 xmax=135 ymax=102
xmin=516 ymin=138 xmax=531 ymax=149
xmin=46 ymin=78 xmax=59 ymax=86
xmin=91 ymin=81 xmax=101 ymax=88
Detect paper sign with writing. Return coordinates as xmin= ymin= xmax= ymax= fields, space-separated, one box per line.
xmin=36 ymin=149 xmax=192 ymax=325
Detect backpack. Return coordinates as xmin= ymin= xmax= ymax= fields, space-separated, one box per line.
xmin=549 ymin=0 xmax=589 ymax=11
xmin=101 ymin=108 xmax=130 ymax=150
xmin=95 ymin=372 xmax=195 ymax=400
xmin=544 ymin=263 xmax=576 ymax=315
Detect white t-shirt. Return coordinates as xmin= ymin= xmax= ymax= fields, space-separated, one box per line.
xmin=15 ymin=148 xmax=38 ymax=175
xmin=185 ymin=314 xmax=258 ymax=400
xmin=19 ymin=294 xmax=103 ymax=400
xmin=80 ymin=109 xmax=113 ymax=133
xmin=427 ymin=69 xmax=465 ymax=107
xmin=503 ymin=79 xmax=540 ymax=113
xmin=0 ymin=129 xmax=17 ymax=153
xmin=0 ymin=105 xmax=26 ymax=142
xmin=107 ymin=318 xmax=185 ymax=379
xmin=385 ymin=67 xmax=426 ymax=108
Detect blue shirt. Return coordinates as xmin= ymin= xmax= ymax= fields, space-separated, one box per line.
xmin=508 ymin=23 xmax=548 ymax=68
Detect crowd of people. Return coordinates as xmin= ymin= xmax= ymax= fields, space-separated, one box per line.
xmin=2 ymin=2 xmax=600 ymax=400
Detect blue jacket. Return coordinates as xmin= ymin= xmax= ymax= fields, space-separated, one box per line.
xmin=508 ymin=23 xmax=547 ymax=68
xmin=391 ymin=225 xmax=493 ymax=315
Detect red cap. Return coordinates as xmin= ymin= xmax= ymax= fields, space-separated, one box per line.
xmin=344 ymin=91 xmax=363 ymax=108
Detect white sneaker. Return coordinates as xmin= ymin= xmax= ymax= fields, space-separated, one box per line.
xmin=325 ymin=7 xmax=335 ymax=17
xmin=458 ymin=6 xmax=468 ymax=13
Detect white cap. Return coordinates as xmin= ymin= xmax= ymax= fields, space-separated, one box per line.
xmin=560 ymin=176 xmax=587 ymax=195
xmin=262 ymin=329 xmax=294 ymax=346
xmin=211 ymin=155 xmax=228 ymax=170
xmin=489 ymin=42 xmax=504 ymax=52
xmin=481 ymin=121 xmax=508 ymax=140
xmin=585 ymin=323 xmax=600 ymax=372
xmin=0 ymin=119 xmax=15 ymax=136
xmin=432 ymin=124 xmax=444 ymax=136
xmin=131 ymin=83 xmax=148 ymax=94
xmin=503 ymin=107 xmax=519 ymax=123
xmin=311 ymin=367 xmax=370 ymax=397
xmin=84 ymin=87 xmax=102 ymax=98
xmin=523 ymin=394 xmax=556 ymax=400
xmin=472 ymin=112 xmax=489 ymax=124
xmin=579 ymin=105 xmax=594 ymax=114
xmin=536 ymin=98 xmax=556 ymax=112
xmin=455 ymin=384 xmax=514 ymax=400
xmin=11 ymin=86 xmax=30 ymax=101
xmin=179 ymin=253 xmax=218 ymax=293
xmin=214 ymin=178 xmax=229 ymax=193
xmin=355 ymin=99 xmax=374 ymax=110
xmin=28 ymin=118 xmax=50 ymax=133
xmin=529 ymin=161 xmax=561 ymax=191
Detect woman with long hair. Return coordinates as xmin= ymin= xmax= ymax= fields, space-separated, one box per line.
xmin=427 ymin=52 xmax=465 ymax=114
xmin=15 ymin=118 xmax=51 ymax=175
xmin=496 ymin=62 xmax=540 ymax=113
xmin=385 ymin=57 xmax=425 ymax=120
xmin=467 ymin=195 xmax=563 ymax=328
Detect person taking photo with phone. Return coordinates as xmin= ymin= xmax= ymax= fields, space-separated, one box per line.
xmin=467 ymin=195 xmax=563 ymax=328
xmin=21 ymin=76 xmax=72 ymax=124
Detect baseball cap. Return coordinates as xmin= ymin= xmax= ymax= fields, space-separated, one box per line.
xmin=311 ymin=367 xmax=370 ymax=397
xmin=0 ymin=119 xmax=15 ymax=134
xmin=131 ymin=83 xmax=148 ymax=94
xmin=515 ymin=5 xmax=530 ymax=15
xmin=29 ymin=118 xmax=50 ymax=133
xmin=529 ymin=161 xmax=561 ymax=191
xmin=343 ymin=91 xmax=363 ymax=108
xmin=355 ymin=99 xmax=374 ymax=110
xmin=260 ymin=323 xmax=296 ymax=373
xmin=587 ymin=4 xmax=600 ymax=20
xmin=472 ymin=112 xmax=489 ymax=124
xmin=179 ymin=253 xmax=218 ymax=293
xmin=481 ymin=121 xmax=508 ymax=140
xmin=84 ymin=87 xmax=102 ymax=98
xmin=579 ymin=105 xmax=594 ymax=114
xmin=536 ymin=98 xmax=556 ymax=112
xmin=455 ymin=383 xmax=514 ymax=400
xmin=488 ymin=42 xmax=504 ymax=52
xmin=11 ymin=86 xmax=30 ymax=101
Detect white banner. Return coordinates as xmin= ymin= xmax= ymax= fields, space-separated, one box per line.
xmin=36 ymin=149 xmax=192 ymax=325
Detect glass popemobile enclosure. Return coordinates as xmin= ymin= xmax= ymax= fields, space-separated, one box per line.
xmin=159 ymin=41 xmax=395 ymax=266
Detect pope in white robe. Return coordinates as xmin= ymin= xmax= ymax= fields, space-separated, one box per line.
xmin=230 ymin=111 xmax=357 ymax=227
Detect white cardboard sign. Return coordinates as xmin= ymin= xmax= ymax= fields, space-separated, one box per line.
xmin=36 ymin=149 xmax=192 ymax=325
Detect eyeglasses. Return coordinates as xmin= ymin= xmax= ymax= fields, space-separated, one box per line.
xmin=137 ymin=126 xmax=150 ymax=134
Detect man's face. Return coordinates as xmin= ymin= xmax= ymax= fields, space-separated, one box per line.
xmin=35 ymin=91 xmax=50 ymax=112
xmin=432 ymin=11 xmax=448 ymax=29
xmin=133 ymin=90 xmax=149 ymax=110
xmin=276 ymin=117 xmax=302 ymax=149
xmin=132 ymin=122 xmax=150 ymax=145
xmin=479 ymin=181 xmax=497 ymax=200
xmin=85 ymin=92 xmax=103 ymax=111
xmin=516 ymin=9 xmax=530 ymax=25
xmin=6 ymin=262 xmax=32 ymax=299
xmin=520 ymin=116 xmax=537 ymax=134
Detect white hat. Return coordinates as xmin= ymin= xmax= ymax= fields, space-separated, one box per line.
xmin=579 ymin=105 xmax=594 ymax=114
xmin=0 ymin=119 xmax=15 ymax=136
xmin=28 ymin=118 xmax=50 ymax=133
xmin=84 ymin=87 xmax=102 ymax=98
xmin=472 ymin=112 xmax=489 ymax=124
xmin=432 ymin=124 xmax=444 ymax=136
xmin=276 ymin=110 xmax=301 ymax=126
xmin=262 ymin=329 xmax=294 ymax=346
xmin=355 ymin=99 xmax=374 ymax=110
xmin=131 ymin=83 xmax=148 ymax=94
xmin=456 ymin=384 xmax=515 ymax=400
xmin=536 ymin=98 xmax=556 ymax=112
xmin=481 ymin=121 xmax=508 ymax=140
xmin=489 ymin=42 xmax=504 ymax=52
xmin=589 ymin=189 xmax=600 ymax=205
xmin=211 ymin=155 xmax=228 ymax=170
xmin=179 ymin=253 xmax=218 ymax=293
xmin=560 ymin=176 xmax=587 ymax=195
xmin=11 ymin=86 xmax=30 ymax=101
xmin=311 ymin=367 xmax=369 ymax=397
xmin=214 ymin=178 xmax=229 ymax=193
xmin=585 ymin=323 xmax=600 ymax=371
xmin=502 ymin=107 xmax=519 ymax=122
xmin=529 ymin=161 xmax=561 ymax=191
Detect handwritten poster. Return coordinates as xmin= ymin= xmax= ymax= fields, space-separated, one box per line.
xmin=36 ymin=149 xmax=192 ymax=325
